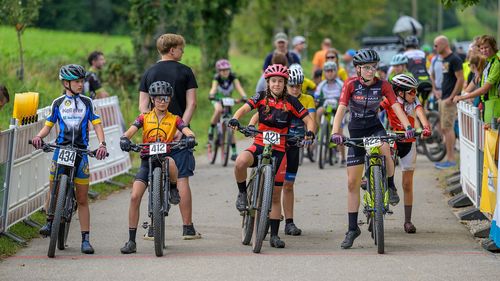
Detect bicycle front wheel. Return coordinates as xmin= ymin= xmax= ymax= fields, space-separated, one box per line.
xmin=372 ymin=165 xmax=385 ymax=254
xmin=222 ymin=125 xmax=232 ymax=167
xmin=48 ymin=174 xmax=68 ymax=258
xmin=152 ymin=167 xmax=165 ymax=257
xmin=241 ymin=171 xmax=257 ymax=245
xmin=318 ymin=118 xmax=328 ymax=169
xmin=252 ymin=165 xmax=273 ymax=253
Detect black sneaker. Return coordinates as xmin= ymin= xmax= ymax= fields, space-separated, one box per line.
xmin=341 ymin=227 xmax=361 ymax=249
xmin=120 ymin=240 xmax=137 ymax=254
xmin=81 ymin=240 xmax=95 ymax=254
xmin=143 ymin=226 xmax=154 ymax=241
xmin=284 ymin=222 xmax=302 ymax=236
xmin=182 ymin=224 xmax=202 ymax=240
xmin=270 ymin=235 xmax=285 ymax=248
xmin=388 ymin=185 xmax=400 ymax=206
xmin=169 ymin=187 xmax=181 ymax=205
xmin=39 ymin=222 xmax=52 ymax=236
xmin=235 ymin=192 xmax=247 ymax=212
xmin=231 ymin=153 xmax=238 ymax=161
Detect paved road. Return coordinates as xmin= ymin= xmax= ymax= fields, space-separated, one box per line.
xmin=1 ymin=141 xmax=500 ymax=281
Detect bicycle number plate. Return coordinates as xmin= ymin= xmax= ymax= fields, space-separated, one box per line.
xmin=57 ymin=149 xmax=77 ymax=166
xmin=222 ymin=98 xmax=235 ymax=106
xmin=363 ymin=137 xmax=382 ymax=149
xmin=263 ymin=131 xmax=280 ymax=145
xmin=324 ymin=99 xmax=338 ymax=110
xmin=149 ymin=142 xmax=167 ymax=155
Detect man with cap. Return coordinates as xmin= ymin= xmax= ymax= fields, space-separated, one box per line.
xmin=262 ymin=32 xmax=301 ymax=71
xmin=291 ymin=35 xmax=307 ymax=61
xmin=312 ymin=38 xmax=332 ymax=75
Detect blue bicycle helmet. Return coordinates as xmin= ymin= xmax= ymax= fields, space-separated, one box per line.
xmin=59 ymin=64 xmax=86 ymax=81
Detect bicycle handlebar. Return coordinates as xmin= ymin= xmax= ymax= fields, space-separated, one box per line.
xmin=129 ymin=139 xmax=197 ymax=153
xmin=342 ymin=130 xmax=422 ymax=148
xmin=28 ymin=140 xmax=108 ymax=158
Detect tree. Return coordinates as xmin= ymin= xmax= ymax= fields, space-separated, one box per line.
xmin=199 ymin=0 xmax=245 ymax=80
xmin=0 ymin=0 xmax=42 ymax=80
xmin=442 ymin=0 xmax=481 ymax=9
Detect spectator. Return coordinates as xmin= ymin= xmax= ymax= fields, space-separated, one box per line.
xmin=430 ymin=50 xmax=444 ymax=100
xmin=324 ymin=48 xmax=348 ymax=81
xmin=312 ymin=38 xmax=332 ymax=75
xmin=138 ymin=33 xmax=201 ymax=240
xmin=433 ymin=35 xmax=463 ymax=169
xmin=454 ymin=35 xmax=500 ymax=123
xmin=460 ymin=52 xmax=487 ymax=105
xmin=291 ymin=36 xmax=307 ymax=61
xmin=342 ymin=49 xmax=357 ymax=78
xmin=86 ymin=51 xmax=109 ymax=99
xmin=0 ymin=84 xmax=9 ymax=110
xmin=262 ymin=32 xmax=300 ymax=71
xmin=256 ymin=52 xmax=289 ymax=93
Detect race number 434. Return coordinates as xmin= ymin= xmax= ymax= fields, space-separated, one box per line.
xmin=263 ymin=131 xmax=280 ymax=145
xmin=57 ymin=149 xmax=77 ymax=166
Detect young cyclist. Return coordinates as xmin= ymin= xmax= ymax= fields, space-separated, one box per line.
xmin=314 ymin=61 xmax=346 ymax=166
xmin=330 ymin=49 xmax=414 ymax=249
xmin=31 ymin=64 xmax=108 ymax=254
xmin=208 ymin=59 xmax=247 ymax=161
xmin=381 ymin=74 xmax=432 ymax=233
xmin=388 ymin=54 xmax=413 ymax=82
xmin=228 ymin=64 xmax=315 ymax=248
xmin=119 ymin=81 xmax=196 ymax=254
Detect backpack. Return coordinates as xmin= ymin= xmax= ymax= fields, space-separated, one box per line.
xmin=407 ymin=57 xmax=432 ymax=96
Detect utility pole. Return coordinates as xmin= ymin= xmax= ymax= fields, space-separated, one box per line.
xmin=438 ymin=0 xmax=443 ymax=33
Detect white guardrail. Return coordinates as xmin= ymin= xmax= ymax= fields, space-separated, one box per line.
xmin=0 ymin=96 xmax=131 ymax=233
xmin=457 ymin=101 xmax=482 ymax=207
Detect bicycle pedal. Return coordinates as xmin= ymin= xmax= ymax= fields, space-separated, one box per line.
xmin=141 ymin=221 xmax=149 ymax=229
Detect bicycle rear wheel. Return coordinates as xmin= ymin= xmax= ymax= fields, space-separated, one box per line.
xmin=209 ymin=129 xmax=220 ymax=164
xmin=48 ymin=174 xmax=68 ymax=258
xmin=372 ymin=166 xmax=385 ymax=254
xmin=318 ymin=118 xmax=327 ymax=169
xmin=152 ymin=167 xmax=165 ymax=257
xmin=298 ymin=146 xmax=304 ymax=166
xmin=422 ymin=111 xmax=446 ymax=162
xmin=252 ymin=165 xmax=273 ymax=253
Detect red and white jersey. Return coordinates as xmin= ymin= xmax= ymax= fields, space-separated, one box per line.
xmin=381 ymin=96 xmax=421 ymax=142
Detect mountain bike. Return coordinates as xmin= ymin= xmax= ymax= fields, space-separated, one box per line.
xmin=29 ymin=141 xmax=105 ymax=258
xmin=129 ymin=138 xmax=196 ymax=257
xmin=235 ymin=125 xmax=303 ymax=253
xmin=343 ymin=132 xmax=418 ymax=254
xmin=417 ymin=93 xmax=446 ymax=162
xmin=207 ymin=97 xmax=240 ymax=167
xmin=317 ymin=99 xmax=338 ymax=169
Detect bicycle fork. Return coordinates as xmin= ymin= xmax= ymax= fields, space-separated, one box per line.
xmin=363 ymin=154 xmax=391 ymax=215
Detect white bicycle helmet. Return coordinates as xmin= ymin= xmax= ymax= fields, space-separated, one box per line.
xmin=288 ymin=64 xmax=305 ymax=85
xmin=391 ymin=74 xmax=418 ymax=92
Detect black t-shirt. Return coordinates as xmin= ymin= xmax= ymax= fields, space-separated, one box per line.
xmin=441 ymin=53 xmax=463 ymax=99
xmin=139 ymin=60 xmax=198 ymax=117
xmin=84 ymin=71 xmax=102 ymax=99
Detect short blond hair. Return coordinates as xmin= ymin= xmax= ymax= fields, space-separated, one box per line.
xmin=477 ymin=35 xmax=498 ymax=53
xmin=156 ymin=33 xmax=185 ymax=55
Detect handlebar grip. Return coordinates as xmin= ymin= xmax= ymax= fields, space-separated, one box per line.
xmin=28 ymin=140 xmax=32 ymax=144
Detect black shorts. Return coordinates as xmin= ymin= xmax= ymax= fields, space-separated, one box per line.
xmin=347 ymin=123 xmax=386 ymax=167
xmin=170 ymin=147 xmax=195 ymax=178
xmin=135 ymin=158 xmax=162 ymax=185
xmin=284 ymin=145 xmax=300 ymax=182
xmin=245 ymin=144 xmax=286 ymax=186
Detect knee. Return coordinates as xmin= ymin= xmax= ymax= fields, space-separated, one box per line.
xmin=76 ymin=196 xmax=88 ymax=207
xmin=347 ymin=180 xmax=359 ymax=192
xmin=130 ymin=193 xmax=142 ymax=207
xmin=283 ymin=182 xmax=294 ymax=192
xmin=235 ymin=157 xmax=248 ymax=171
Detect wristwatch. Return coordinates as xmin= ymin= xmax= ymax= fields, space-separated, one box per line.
xmin=99 ymin=141 xmax=107 ymax=147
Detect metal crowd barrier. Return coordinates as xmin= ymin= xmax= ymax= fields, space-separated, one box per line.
xmin=0 ymin=96 xmax=131 ymax=237
xmin=457 ymin=101 xmax=481 ymax=207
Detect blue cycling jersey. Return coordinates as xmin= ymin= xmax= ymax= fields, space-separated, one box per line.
xmin=45 ymin=93 xmax=101 ymax=148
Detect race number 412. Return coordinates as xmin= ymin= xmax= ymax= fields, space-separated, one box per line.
xmin=263 ymin=131 xmax=280 ymax=145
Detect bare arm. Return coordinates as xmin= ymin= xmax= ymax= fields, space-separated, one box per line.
xmin=93 ymin=123 xmax=106 ymax=144
xmin=232 ymin=103 xmax=252 ymax=120
xmin=123 ymin=125 xmax=139 ymax=139
xmin=415 ymin=106 xmax=430 ymax=128
xmin=447 ymin=70 xmax=464 ymax=101
xmin=209 ymin=81 xmax=218 ymax=95
xmin=455 ymin=82 xmax=492 ymax=101
xmin=181 ymin=127 xmax=195 ymax=137
xmin=248 ymin=112 xmax=259 ymax=126
xmin=391 ymin=103 xmax=412 ymax=129
xmin=234 ymin=79 xmax=247 ymax=98
xmin=332 ymin=104 xmax=347 ymax=134
xmin=139 ymin=91 xmax=150 ymax=113
xmin=302 ymin=114 xmax=316 ymax=132
xmin=36 ymin=125 xmax=52 ymax=139
xmin=183 ymin=88 xmax=197 ymax=125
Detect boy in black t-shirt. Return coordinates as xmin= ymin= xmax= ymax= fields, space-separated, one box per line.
xmin=138 ymin=33 xmax=200 ymax=240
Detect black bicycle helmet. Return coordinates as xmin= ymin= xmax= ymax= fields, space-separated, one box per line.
xmin=148 ymin=81 xmax=174 ymax=97
xmin=59 ymin=64 xmax=86 ymax=81
xmin=404 ymin=35 xmax=419 ymax=48
xmin=352 ymin=49 xmax=380 ymax=66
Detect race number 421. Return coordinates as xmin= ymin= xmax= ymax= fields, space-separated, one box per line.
xmin=263 ymin=131 xmax=280 ymax=145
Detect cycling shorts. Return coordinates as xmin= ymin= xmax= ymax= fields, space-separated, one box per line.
xmin=283 ymin=145 xmax=300 ymax=182
xmin=396 ymin=142 xmax=416 ymax=171
xmin=50 ymin=148 xmax=89 ymax=185
xmin=346 ymin=123 xmax=386 ymax=167
xmin=245 ymin=144 xmax=286 ymax=186
xmin=135 ymin=158 xmax=167 ymax=185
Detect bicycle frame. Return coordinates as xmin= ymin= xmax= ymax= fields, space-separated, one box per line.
xmin=364 ymin=146 xmax=388 ymax=212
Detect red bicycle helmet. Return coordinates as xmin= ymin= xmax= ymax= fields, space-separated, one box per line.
xmin=264 ymin=64 xmax=289 ymax=79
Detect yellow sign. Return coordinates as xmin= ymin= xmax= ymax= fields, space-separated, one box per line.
xmin=12 ymin=92 xmax=39 ymax=124
xmin=480 ymin=129 xmax=499 ymax=214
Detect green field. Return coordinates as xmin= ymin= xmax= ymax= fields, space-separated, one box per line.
xmin=0 ymin=26 xmax=266 ymax=146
